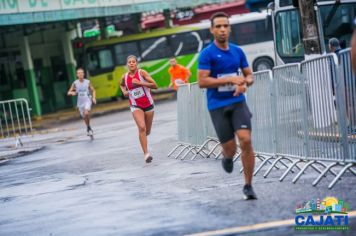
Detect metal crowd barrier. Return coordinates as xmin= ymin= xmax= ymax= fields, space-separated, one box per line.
xmin=169 ymin=52 xmax=355 ymax=188
xmin=292 ymin=54 xmax=347 ymax=188
xmin=318 ymin=49 xmax=356 ymax=188
xmin=0 ymin=98 xmax=33 ymax=147
xmin=267 ymin=63 xmax=306 ymax=179
xmin=168 ymin=82 xmax=230 ymax=161
xmin=253 ymin=54 xmax=354 ymax=188
xmin=246 ymin=70 xmax=283 ymax=174
xmin=338 ymin=49 xmax=356 ymax=162
xmin=168 ymin=83 xmax=220 ymax=160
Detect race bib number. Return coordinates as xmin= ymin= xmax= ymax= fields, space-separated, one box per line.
xmin=174 ymin=79 xmax=184 ymax=86
xmin=78 ymin=91 xmax=87 ymax=97
xmin=131 ymin=87 xmax=145 ymax=99
xmin=217 ymin=73 xmax=237 ymax=92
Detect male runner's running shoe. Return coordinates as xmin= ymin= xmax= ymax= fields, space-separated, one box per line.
xmin=243 ymin=184 xmax=258 ymax=200
xmin=221 ymin=157 xmax=233 ymax=173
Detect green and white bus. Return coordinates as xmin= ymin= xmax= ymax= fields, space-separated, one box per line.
xmin=85 ymin=11 xmax=274 ymax=100
xmin=271 ymin=0 xmax=356 ymax=65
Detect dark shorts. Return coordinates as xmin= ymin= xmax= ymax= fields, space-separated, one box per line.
xmin=209 ymin=101 xmax=252 ymax=144
xmin=130 ymin=104 xmax=154 ymax=112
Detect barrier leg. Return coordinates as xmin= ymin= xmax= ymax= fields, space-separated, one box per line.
xmin=193 ymin=149 xmax=210 ymax=160
xmin=233 ymin=153 xmax=241 ymax=162
xmin=280 ymin=160 xmax=304 ymax=182
xmin=328 ymin=163 xmax=355 ymax=189
xmin=256 ymin=154 xmax=265 ymax=162
xmin=310 ymin=161 xmax=338 ymax=176
xmin=349 ymin=167 xmax=356 ymax=176
xmin=292 ymin=160 xmax=316 ymax=184
xmin=207 ymin=142 xmax=221 ymax=158
xmin=253 ymin=156 xmax=276 ymax=176
xmin=240 ymin=154 xmax=266 ymax=174
xmin=278 ymin=158 xmax=300 ymax=171
xmin=308 ymin=163 xmax=323 ymax=174
xmin=312 ymin=162 xmax=338 ymax=186
xmin=174 ymin=145 xmax=190 ymax=159
xmin=263 ymin=156 xmax=294 ymax=178
xmin=181 ymin=146 xmax=196 ymax=160
xmin=214 ymin=150 xmax=223 ymax=160
xmin=191 ymin=146 xmax=207 ymax=160
xmin=191 ymin=139 xmax=211 ymax=160
xmin=258 ymin=154 xmax=282 ymax=169
xmin=168 ymin=143 xmax=185 ymax=157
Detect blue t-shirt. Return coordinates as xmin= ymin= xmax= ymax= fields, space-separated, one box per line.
xmin=198 ymin=42 xmax=249 ymax=110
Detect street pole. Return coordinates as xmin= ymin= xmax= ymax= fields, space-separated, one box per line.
xmin=298 ymin=0 xmax=322 ymax=56
xmin=132 ymin=13 xmax=142 ymax=33
xmin=99 ymin=18 xmax=106 ymax=40
xmin=163 ymin=9 xmax=172 ymax=28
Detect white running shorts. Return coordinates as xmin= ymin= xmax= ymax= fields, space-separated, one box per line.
xmin=78 ymin=101 xmax=92 ymax=118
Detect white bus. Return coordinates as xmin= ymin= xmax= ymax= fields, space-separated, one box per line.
xmin=233 ymin=12 xmax=275 ymax=71
xmin=194 ymin=11 xmax=275 ymax=71
xmin=86 ymin=11 xmax=275 ymax=99
xmin=270 ymin=0 xmax=356 ymax=65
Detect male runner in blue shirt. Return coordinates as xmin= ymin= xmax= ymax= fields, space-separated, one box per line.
xmin=198 ymin=12 xmax=257 ymax=200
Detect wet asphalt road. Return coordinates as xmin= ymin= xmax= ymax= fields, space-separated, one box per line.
xmin=0 ymin=99 xmax=355 ymax=236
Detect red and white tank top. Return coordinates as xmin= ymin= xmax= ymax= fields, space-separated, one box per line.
xmin=124 ymin=69 xmax=154 ymax=108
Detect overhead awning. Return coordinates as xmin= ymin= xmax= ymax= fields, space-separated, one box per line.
xmin=0 ymin=0 xmax=232 ymax=26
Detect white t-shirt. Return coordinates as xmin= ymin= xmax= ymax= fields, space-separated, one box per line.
xmin=73 ymin=79 xmax=91 ymax=107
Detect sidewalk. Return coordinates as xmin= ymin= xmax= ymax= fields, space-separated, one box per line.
xmin=32 ymin=93 xmax=175 ymax=130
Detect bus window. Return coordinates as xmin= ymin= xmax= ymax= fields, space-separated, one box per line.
xmin=320 ymin=3 xmax=356 ymax=50
xmin=87 ymin=52 xmax=99 ymax=71
xmin=231 ymin=20 xmax=273 ymax=45
xmin=279 ymin=0 xmax=293 ymax=7
xmin=169 ymin=32 xmax=201 ymax=56
xmin=114 ymin=42 xmax=139 ymax=65
xmin=98 ymin=50 xmax=114 ymax=68
xmin=87 ymin=48 xmax=114 ymax=75
xmin=139 ymin=37 xmax=172 ymax=61
xmin=275 ymin=9 xmax=304 ymax=62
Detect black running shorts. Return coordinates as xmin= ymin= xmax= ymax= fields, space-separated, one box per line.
xmin=209 ymin=101 xmax=252 ymax=144
xmin=130 ymin=104 xmax=154 ymax=112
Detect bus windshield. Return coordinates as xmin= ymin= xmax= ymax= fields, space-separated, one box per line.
xmin=274 ymin=2 xmax=356 ymax=64
xmin=319 ymin=3 xmax=356 ymax=48
xmin=275 ymin=9 xmax=303 ymax=63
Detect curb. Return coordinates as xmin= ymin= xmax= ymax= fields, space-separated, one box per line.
xmin=0 ymin=146 xmax=46 ymax=161
xmin=32 ymin=93 xmax=175 ymax=130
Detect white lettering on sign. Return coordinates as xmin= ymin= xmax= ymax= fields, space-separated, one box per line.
xmin=29 ymin=0 xmax=48 ymax=8
xmin=99 ymin=0 xmax=127 ymax=7
xmin=18 ymin=0 xmax=61 ymax=12
xmin=61 ymin=0 xmax=98 ymax=9
xmin=0 ymin=0 xmax=159 ymax=14
xmin=0 ymin=0 xmax=18 ymax=14
xmin=98 ymin=0 xmax=158 ymax=7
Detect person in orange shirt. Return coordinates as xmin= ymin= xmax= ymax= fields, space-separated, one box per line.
xmin=168 ymin=57 xmax=191 ymax=90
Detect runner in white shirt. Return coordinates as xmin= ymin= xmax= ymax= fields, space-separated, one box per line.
xmin=67 ymin=68 xmax=97 ymax=137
